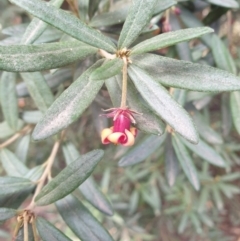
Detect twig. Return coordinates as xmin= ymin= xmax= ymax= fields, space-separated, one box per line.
xmin=27 ymin=131 xmax=65 ymax=210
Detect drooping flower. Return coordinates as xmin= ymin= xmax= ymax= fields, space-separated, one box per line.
xmin=101 ymin=108 xmax=138 ymax=146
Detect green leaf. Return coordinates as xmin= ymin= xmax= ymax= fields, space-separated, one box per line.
xmin=211 ymin=35 xmax=237 ymax=74
xmin=218 ymin=183 xmax=240 ymax=198
xmin=169 ymin=13 xmax=193 ymax=62
xmin=21 ymin=0 xmax=65 ymax=45
xmin=190 ymin=213 xmax=202 ymax=234
xmin=90 ymin=6 xmax=128 ymax=27
xmin=128 ymin=190 xmax=139 ymax=215
xmin=153 ymin=0 xmax=177 ymax=15
xmin=62 ymin=142 xmax=113 ymax=216
xmin=21 ymin=72 xmax=54 ymax=113
xmin=15 ymin=135 xmax=30 ymax=163
xmin=79 ymin=0 xmax=89 ymax=22
xmin=9 ymin=0 xmax=116 ymax=52
xmin=165 ymin=134 xmax=179 ymax=186
xmin=32 ymin=60 xmax=105 ymax=140
xmin=181 ymin=137 xmax=226 ymax=167
xmin=22 ymin=111 xmax=43 ymax=124
xmin=89 ymin=0 xmax=175 ymax=28
xmin=203 ymin=7 xmax=228 ymax=26
xmin=128 ymin=65 xmax=198 ymax=144
xmin=179 ymin=8 xmax=213 ymax=47
xmin=36 ymin=217 xmax=71 ymax=241
xmin=0 ymin=208 xmax=16 ymax=222
xmin=118 ymin=134 xmax=166 ymax=167
xmin=141 ymin=184 xmax=161 ymax=215
xmin=0 ymin=72 xmax=18 ymax=130
xmin=192 ymin=111 xmax=223 ymax=145
xmin=56 ymin=195 xmax=114 ymax=241
xmin=131 ymin=27 xmax=213 ymax=55
xmin=212 ymin=187 xmax=223 ymax=210
xmin=205 ymin=0 xmax=239 ymax=8
xmin=131 ymin=53 xmax=240 ymax=92
xmin=118 ymin=0 xmax=157 ymax=49
xmin=0 ymin=189 xmax=32 ymax=209
xmin=105 ymin=75 xmax=165 ymax=135
xmin=88 ymin=0 xmax=101 ymax=19
xmin=0 ymin=148 xmax=29 ymax=177
xmin=90 ymin=58 xmax=123 ymax=81
xmin=79 ymin=178 xmax=113 ymax=216
xmin=0 ymin=120 xmax=24 ymax=139
xmin=198 ymin=187 xmax=210 ymax=212
xmin=24 ymin=165 xmax=45 ymax=182
xmin=35 ymin=149 xmax=104 ymax=206
xmin=178 ymin=213 xmax=189 ymax=234
xmin=0 ymin=176 xmax=34 ymax=197
xmin=0 ymin=41 xmax=97 ymax=72
xmin=172 ymin=134 xmax=200 ymax=190
xmin=230 ymin=91 xmax=240 ymax=135
xmin=220 ymin=172 xmax=240 ymax=182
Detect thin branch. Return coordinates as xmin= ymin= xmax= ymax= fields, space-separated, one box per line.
xmin=27 ymin=131 xmax=65 ymax=210
xmin=120 ymin=57 xmax=128 ymax=108
xmin=0 ymin=124 xmax=32 ymax=149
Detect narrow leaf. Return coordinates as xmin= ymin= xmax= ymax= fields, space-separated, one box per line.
xmin=90 ymin=58 xmax=123 ymax=81
xmin=0 ymin=41 xmax=97 ymax=72
xmin=212 ymin=187 xmax=224 ymax=210
xmin=132 ymin=53 xmax=240 ymax=92
xmin=79 ymin=178 xmax=113 ymax=216
xmin=0 ymin=148 xmax=29 ymax=177
xmin=230 ymin=91 xmax=240 ymax=135
xmin=165 ymin=134 xmax=179 ymax=186
xmin=131 ymin=27 xmax=213 ymax=55
xmin=0 ymin=72 xmax=18 ymax=129
xmin=20 ymin=72 xmax=54 ymax=112
xmin=62 ymin=142 xmax=113 ymax=216
xmin=118 ymin=0 xmax=157 ymax=49
xmin=21 ymin=0 xmax=65 ymax=45
xmin=172 ymin=135 xmax=200 ymax=190
xmin=35 ymin=149 xmax=104 ymax=206
xmin=153 ymin=0 xmax=177 ymax=15
xmin=56 ymin=195 xmax=114 ymax=241
xmin=22 ymin=111 xmax=43 ymax=124
xmin=0 ymin=189 xmax=32 ymax=209
xmin=15 ymin=135 xmax=30 ymax=163
xmin=179 ymin=8 xmax=213 ymax=47
xmin=128 ymin=65 xmax=198 ymax=143
xmin=0 ymin=120 xmax=24 ymax=139
xmin=211 ymin=34 xmax=237 ymax=74
xmin=118 ymin=134 xmax=166 ymax=167
xmin=192 ymin=111 xmax=223 ymax=145
xmin=206 ymin=0 xmax=239 ymax=8
xmin=9 ymin=0 xmax=116 ymax=52
xmin=0 ymin=176 xmax=34 ymax=197
xmin=181 ymin=137 xmax=226 ymax=167
xmin=90 ymin=6 xmax=128 ymax=27
xmin=0 ymin=208 xmax=16 ymax=222
xmin=36 ymin=217 xmax=71 ymax=241
xmin=178 ymin=213 xmax=189 ymax=234
xmin=32 ymin=60 xmax=105 ymax=140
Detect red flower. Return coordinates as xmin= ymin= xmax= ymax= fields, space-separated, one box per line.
xmin=101 ymin=108 xmax=137 ymax=146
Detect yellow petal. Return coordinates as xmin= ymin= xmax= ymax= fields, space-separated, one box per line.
xmin=130 ymin=127 xmax=137 ymax=137
xmin=101 ymin=128 xmax=113 ymax=144
xmin=123 ymin=129 xmax=135 ymax=146
xmin=108 ymin=132 xmax=126 ymax=144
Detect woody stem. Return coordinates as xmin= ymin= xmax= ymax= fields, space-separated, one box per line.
xmin=120 ymin=57 xmax=128 ymax=108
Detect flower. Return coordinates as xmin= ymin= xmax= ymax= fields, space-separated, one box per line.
xmin=101 ymin=108 xmax=138 ymax=146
